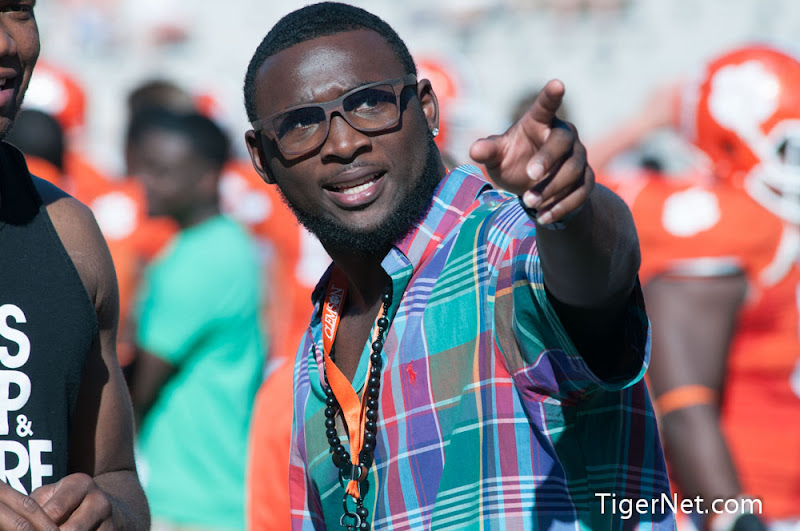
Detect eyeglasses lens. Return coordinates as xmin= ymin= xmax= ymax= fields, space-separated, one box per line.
xmin=272 ymin=83 xmax=400 ymax=155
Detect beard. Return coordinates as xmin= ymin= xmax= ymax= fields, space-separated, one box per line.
xmin=279 ymin=136 xmax=443 ymax=256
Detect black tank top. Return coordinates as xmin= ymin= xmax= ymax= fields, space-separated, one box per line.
xmin=0 ymin=142 xmax=96 ymax=495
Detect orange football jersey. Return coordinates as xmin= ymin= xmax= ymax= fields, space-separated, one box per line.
xmin=246 ymin=359 xmax=294 ymax=531
xmin=605 ymin=172 xmax=800 ymax=519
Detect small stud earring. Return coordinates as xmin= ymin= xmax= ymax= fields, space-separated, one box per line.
xmin=432 ymin=127 xmax=439 ymax=137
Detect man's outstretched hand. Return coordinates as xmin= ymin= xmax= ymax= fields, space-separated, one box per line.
xmin=470 ymin=79 xmax=594 ymax=225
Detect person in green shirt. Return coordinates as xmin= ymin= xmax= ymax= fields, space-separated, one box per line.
xmin=129 ymin=108 xmax=266 ymax=530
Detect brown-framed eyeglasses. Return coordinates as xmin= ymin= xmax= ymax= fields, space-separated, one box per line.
xmin=251 ymin=74 xmax=418 ymax=158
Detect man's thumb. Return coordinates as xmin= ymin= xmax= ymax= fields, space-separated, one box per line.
xmin=469 ymin=135 xmax=504 ymax=167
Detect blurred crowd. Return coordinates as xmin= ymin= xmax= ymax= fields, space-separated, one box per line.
xmin=34 ymin=0 xmax=800 ymax=173
xmin=8 ymin=0 xmax=800 ymax=530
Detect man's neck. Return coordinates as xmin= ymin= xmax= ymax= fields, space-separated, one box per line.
xmin=328 ymin=249 xmax=389 ymax=311
xmin=324 ymin=249 xmax=391 ymax=382
xmin=176 ymin=204 xmax=220 ymax=230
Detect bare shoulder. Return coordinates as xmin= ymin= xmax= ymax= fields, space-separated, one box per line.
xmin=33 ymin=177 xmax=115 ymax=307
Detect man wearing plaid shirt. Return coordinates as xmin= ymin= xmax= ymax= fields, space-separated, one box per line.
xmin=243 ymin=3 xmax=673 ymax=529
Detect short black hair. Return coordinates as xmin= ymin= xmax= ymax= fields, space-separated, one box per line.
xmin=8 ymin=109 xmax=65 ymax=171
xmin=127 ymin=78 xmax=194 ymax=117
xmin=243 ymin=2 xmax=416 ymax=123
xmin=127 ymin=108 xmax=230 ymax=171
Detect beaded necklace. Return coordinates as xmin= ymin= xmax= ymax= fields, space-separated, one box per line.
xmin=321 ymin=267 xmax=392 ymax=531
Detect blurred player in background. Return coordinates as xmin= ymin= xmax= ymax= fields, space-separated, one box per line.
xmin=597 ymin=44 xmax=800 ymax=529
xmin=123 ymin=76 xmax=329 ymax=530
xmin=127 ymin=108 xmax=265 ymax=529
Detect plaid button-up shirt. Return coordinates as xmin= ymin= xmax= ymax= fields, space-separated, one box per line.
xmin=289 ymin=165 xmax=673 ymax=530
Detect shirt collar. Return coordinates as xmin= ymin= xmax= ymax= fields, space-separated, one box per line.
xmin=386 ymin=164 xmax=493 ymax=274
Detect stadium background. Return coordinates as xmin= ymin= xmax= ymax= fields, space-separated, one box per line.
xmin=32 ymin=0 xmax=800 ymax=175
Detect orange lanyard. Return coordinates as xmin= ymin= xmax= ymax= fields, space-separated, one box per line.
xmin=321 ymin=267 xmax=387 ymax=499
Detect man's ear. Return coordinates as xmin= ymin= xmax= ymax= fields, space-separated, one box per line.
xmin=244 ymin=130 xmax=276 ymax=184
xmin=416 ymin=78 xmax=440 ymax=135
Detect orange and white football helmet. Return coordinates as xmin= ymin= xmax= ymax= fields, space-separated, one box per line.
xmin=681 ymin=44 xmax=800 ymax=224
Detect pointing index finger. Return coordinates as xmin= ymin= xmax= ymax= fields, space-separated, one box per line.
xmin=523 ymin=79 xmax=565 ymax=129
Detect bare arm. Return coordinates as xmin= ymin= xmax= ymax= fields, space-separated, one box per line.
xmin=535 ymin=184 xmax=642 ymax=378
xmin=31 ymin=178 xmax=149 ymax=530
xmin=128 ymin=349 xmax=175 ymax=428
xmin=645 ymin=272 xmax=745 ymax=508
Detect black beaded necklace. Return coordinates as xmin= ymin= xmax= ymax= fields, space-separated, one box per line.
xmin=323 ymin=284 xmax=392 ymax=531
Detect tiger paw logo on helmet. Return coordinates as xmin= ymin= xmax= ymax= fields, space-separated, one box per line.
xmin=708 ymin=60 xmax=779 ymax=136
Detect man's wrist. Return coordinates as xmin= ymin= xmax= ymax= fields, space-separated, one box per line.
xmin=521 ymin=197 xmax=585 ymax=231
